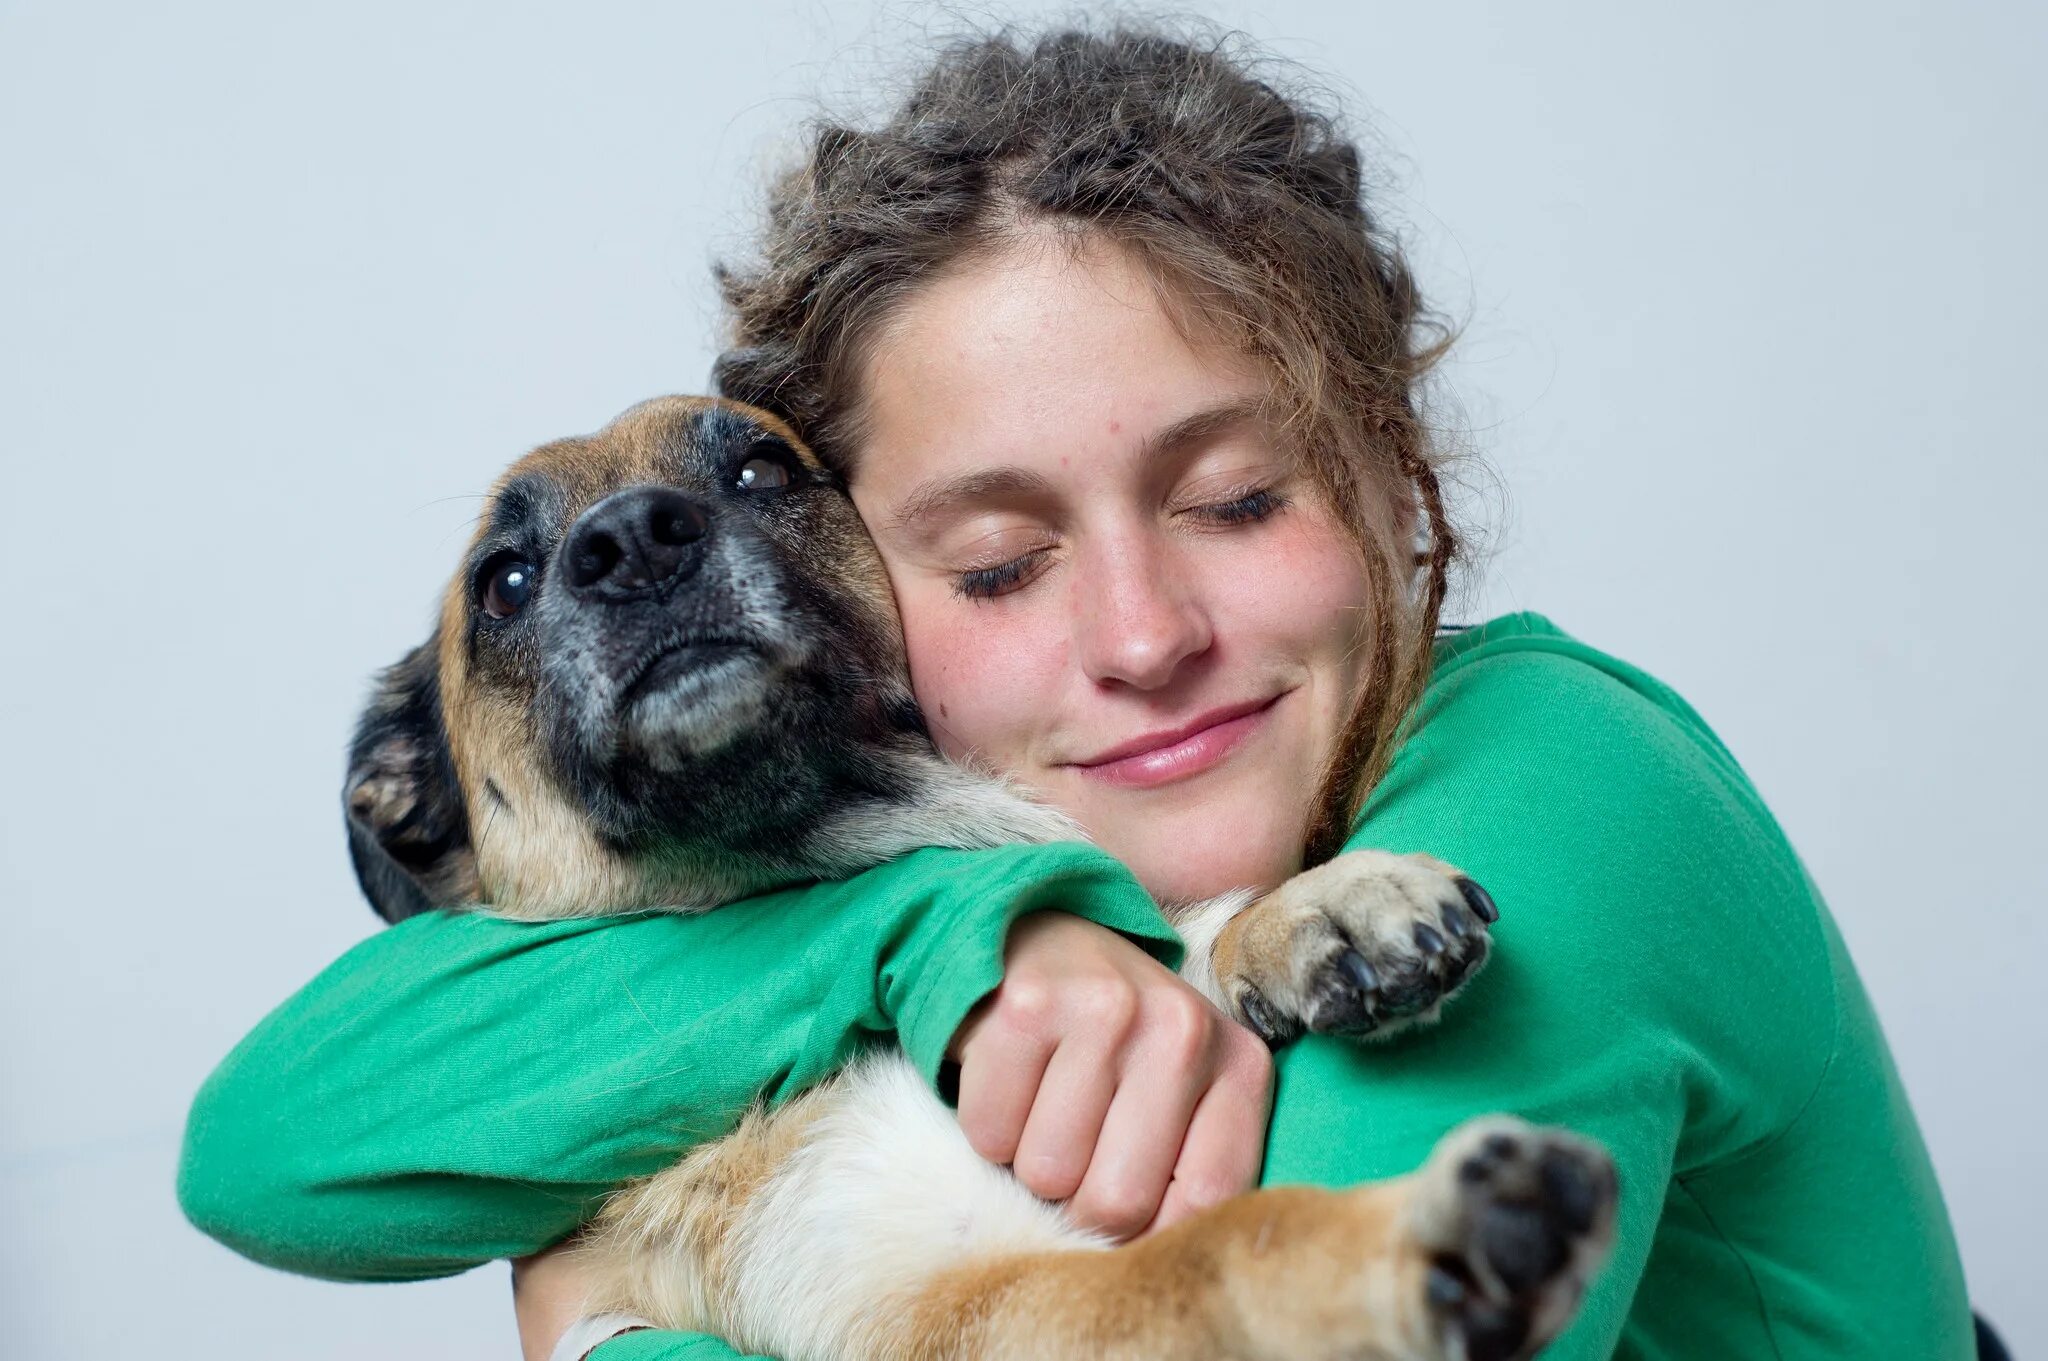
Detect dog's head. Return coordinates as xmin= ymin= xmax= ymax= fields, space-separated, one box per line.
xmin=343 ymin=397 xmax=938 ymax=922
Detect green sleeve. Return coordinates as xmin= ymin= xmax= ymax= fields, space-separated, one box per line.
xmin=590 ymin=1332 xmax=766 ymax=1359
xmin=178 ymin=840 xmax=1178 ymax=1282
xmin=1263 ymin=633 xmax=1844 ymax=1358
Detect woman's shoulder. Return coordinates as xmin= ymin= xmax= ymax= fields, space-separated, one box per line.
xmin=1362 ymin=609 xmax=1819 ymax=951
xmin=1427 ymin=612 xmax=1724 ymax=742
xmin=1404 ymin=611 xmax=1754 ymax=800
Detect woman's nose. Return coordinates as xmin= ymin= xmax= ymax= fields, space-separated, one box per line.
xmin=1071 ymin=535 xmax=1214 ymax=690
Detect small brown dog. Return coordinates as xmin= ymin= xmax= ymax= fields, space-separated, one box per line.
xmin=344 ymin=396 xmax=1615 ymax=1360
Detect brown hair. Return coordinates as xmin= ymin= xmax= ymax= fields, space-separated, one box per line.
xmin=714 ymin=20 xmax=1459 ymax=862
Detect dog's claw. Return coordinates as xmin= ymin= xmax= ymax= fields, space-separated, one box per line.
xmin=1457 ymin=877 xmax=1500 ymax=924
xmin=1215 ymin=850 xmax=1495 ymax=1044
xmin=1337 ymin=948 xmax=1380 ymax=994
xmin=1426 ymin=1265 xmax=1468 ymax=1308
xmin=1237 ymin=986 xmax=1296 ymax=1047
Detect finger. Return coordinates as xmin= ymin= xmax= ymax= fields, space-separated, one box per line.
xmin=1011 ymin=1030 xmax=1123 ymax=1203
xmin=1143 ymin=1027 xmax=1272 ymax=1235
xmin=955 ymin=1012 xmax=1057 ymax=1166
xmin=1065 ymin=1016 xmax=1214 ymax=1240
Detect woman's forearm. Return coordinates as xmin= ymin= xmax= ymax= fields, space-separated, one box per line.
xmin=179 ymin=841 xmax=1177 ymax=1280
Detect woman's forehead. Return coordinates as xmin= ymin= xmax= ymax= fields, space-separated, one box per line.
xmin=851 ymin=239 xmax=1276 ymax=502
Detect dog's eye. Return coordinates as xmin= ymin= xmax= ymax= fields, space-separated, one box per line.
xmin=481 ymin=557 xmax=535 ymax=620
xmin=736 ymin=442 xmax=801 ymax=492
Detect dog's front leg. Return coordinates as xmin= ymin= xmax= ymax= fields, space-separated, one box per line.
xmin=566 ymin=1053 xmax=1613 ymax=1361
xmin=905 ymin=1115 xmax=1616 ymax=1361
xmin=1173 ymin=851 xmax=1497 ymax=1046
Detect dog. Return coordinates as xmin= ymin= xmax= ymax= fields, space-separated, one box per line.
xmin=343 ymin=396 xmax=1617 ymax=1360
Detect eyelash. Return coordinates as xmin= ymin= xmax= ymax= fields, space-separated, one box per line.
xmin=950 ymin=486 xmax=1287 ymax=601
xmin=1191 ymin=486 xmax=1287 ymax=527
xmin=954 ymin=552 xmax=1047 ymax=600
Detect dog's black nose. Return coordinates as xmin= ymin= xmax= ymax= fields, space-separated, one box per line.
xmin=563 ymin=486 xmax=711 ymax=600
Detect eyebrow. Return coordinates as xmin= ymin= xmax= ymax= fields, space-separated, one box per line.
xmin=484 ymin=475 xmax=547 ymax=541
xmin=884 ymin=396 xmax=1268 ymax=535
xmin=884 ymin=466 xmax=1055 ymax=533
xmin=1135 ymin=396 xmax=1267 ymax=467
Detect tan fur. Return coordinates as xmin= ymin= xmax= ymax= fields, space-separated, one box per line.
xmin=1208 ymin=850 xmax=1488 ymax=1040
xmin=558 ymin=1062 xmax=1612 ymax=1361
xmin=1217 ymin=852 xmax=1467 ymax=981
xmin=573 ymin=1086 xmax=839 ymax=1332
xmin=893 ymin=1185 xmax=1432 ymax=1360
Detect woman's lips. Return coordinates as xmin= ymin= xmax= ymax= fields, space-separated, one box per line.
xmin=1067 ymin=695 xmax=1283 ymax=790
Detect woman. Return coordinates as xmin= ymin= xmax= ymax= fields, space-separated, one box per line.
xmin=178 ymin=23 xmax=1975 ymax=1360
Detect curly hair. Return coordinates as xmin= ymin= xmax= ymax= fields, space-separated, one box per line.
xmin=714 ymin=20 xmax=1459 ymax=862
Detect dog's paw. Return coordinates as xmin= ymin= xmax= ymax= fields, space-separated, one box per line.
xmin=1221 ymin=849 xmax=1495 ymax=1044
xmin=1409 ymin=1117 xmax=1618 ymax=1361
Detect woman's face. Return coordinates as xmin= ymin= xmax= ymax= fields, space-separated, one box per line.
xmin=847 ymin=237 xmax=1375 ymax=903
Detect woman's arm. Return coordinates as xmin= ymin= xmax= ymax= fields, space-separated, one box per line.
xmin=178 ymin=840 xmax=1180 ymax=1281
xmin=1257 ymin=617 xmax=1966 ymax=1358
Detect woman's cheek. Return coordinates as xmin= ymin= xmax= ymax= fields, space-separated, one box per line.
xmin=1208 ymin=513 xmax=1373 ymax=661
xmin=898 ymin=584 xmax=1066 ymax=767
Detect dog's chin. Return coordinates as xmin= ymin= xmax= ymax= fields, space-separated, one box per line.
xmin=619 ymin=643 xmax=774 ymax=764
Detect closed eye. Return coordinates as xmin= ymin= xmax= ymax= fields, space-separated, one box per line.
xmin=1183 ymin=486 xmax=1286 ymax=527
xmin=953 ymin=548 xmax=1053 ymax=601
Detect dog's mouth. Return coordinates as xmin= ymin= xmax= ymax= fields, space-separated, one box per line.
xmin=612 ymin=635 xmax=776 ymax=758
xmin=618 ymin=637 xmax=759 ymax=708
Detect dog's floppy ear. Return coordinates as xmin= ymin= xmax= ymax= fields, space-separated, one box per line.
xmin=343 ymin=637 xmax=475 ymax=923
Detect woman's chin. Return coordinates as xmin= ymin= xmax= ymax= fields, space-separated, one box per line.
xmin=1104 ymin=818 xmax=1306 ymax=906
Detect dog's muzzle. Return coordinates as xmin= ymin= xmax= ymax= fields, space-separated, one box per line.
xmin=542 ymin=484 xmax=785 ymax=765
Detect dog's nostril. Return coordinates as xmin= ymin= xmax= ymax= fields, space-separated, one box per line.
xmin=563 ymin=486 xmax=713 ymax=599
xmin=568 ymin=533 xmax=624 ymax=590
xmin=650 ymin=502 xmax=708 ymax=547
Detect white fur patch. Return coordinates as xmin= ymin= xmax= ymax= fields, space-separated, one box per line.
xmin=726 ymin=1053 xmax=1105 ymax=1360
xmin=1165 ymin=887 xmax=1258 ymax=1013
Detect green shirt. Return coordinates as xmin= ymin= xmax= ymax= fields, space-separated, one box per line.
xmin=178 ymin=613 xmax=1973 ymax=1359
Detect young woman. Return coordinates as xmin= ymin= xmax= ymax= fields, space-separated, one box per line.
xmin=178 ymin=24 xmax=1976 ymax=1360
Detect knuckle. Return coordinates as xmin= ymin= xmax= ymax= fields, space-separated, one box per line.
xmin=1176 ymin=1172 xmax=1240 ymax=1213
xmin=1071 ymin=977 xmax=1140 ymax=1035
xmin=1226 ymin=1030 xmax=1275 ymax=1085
xmin=1147 ymin=992 xmax=1213 ymax=1064
xmin=1018 ymin=1154 xmax=1084 ymax=1203
xmin=998 ymin=976 xmax=1058 ymax=1033
xmin=1080 ymin=1181 xmax=1155 ymax=1237
xmin=958 ymin=1108 xmax=1016 ymax=1163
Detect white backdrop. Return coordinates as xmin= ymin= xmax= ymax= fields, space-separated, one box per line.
xmin=2 ymin=2 xmax=2041 ymax=1356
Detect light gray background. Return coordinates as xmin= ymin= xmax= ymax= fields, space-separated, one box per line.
xmin=2 ymin=1 xmax=2041 ymax=1356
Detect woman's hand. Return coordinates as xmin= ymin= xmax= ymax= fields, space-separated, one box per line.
xmin=512 ymin=1241 xmax=595 ymax=1361
xmin=950 ymin=911 xmax=1274 ymax=1241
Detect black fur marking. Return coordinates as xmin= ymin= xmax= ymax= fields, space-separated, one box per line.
xmin=343 ymin=638 xmax=472 ymax=923
xmin=483 ymin=474 xmax=561 ymax=548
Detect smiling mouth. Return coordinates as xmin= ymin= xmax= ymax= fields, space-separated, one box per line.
xmin=1066 ymin=693 xmax=1286 ymax=790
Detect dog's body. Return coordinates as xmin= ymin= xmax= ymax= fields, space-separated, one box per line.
xmin=344 ymin=397 xmax=1615 ymax=1360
